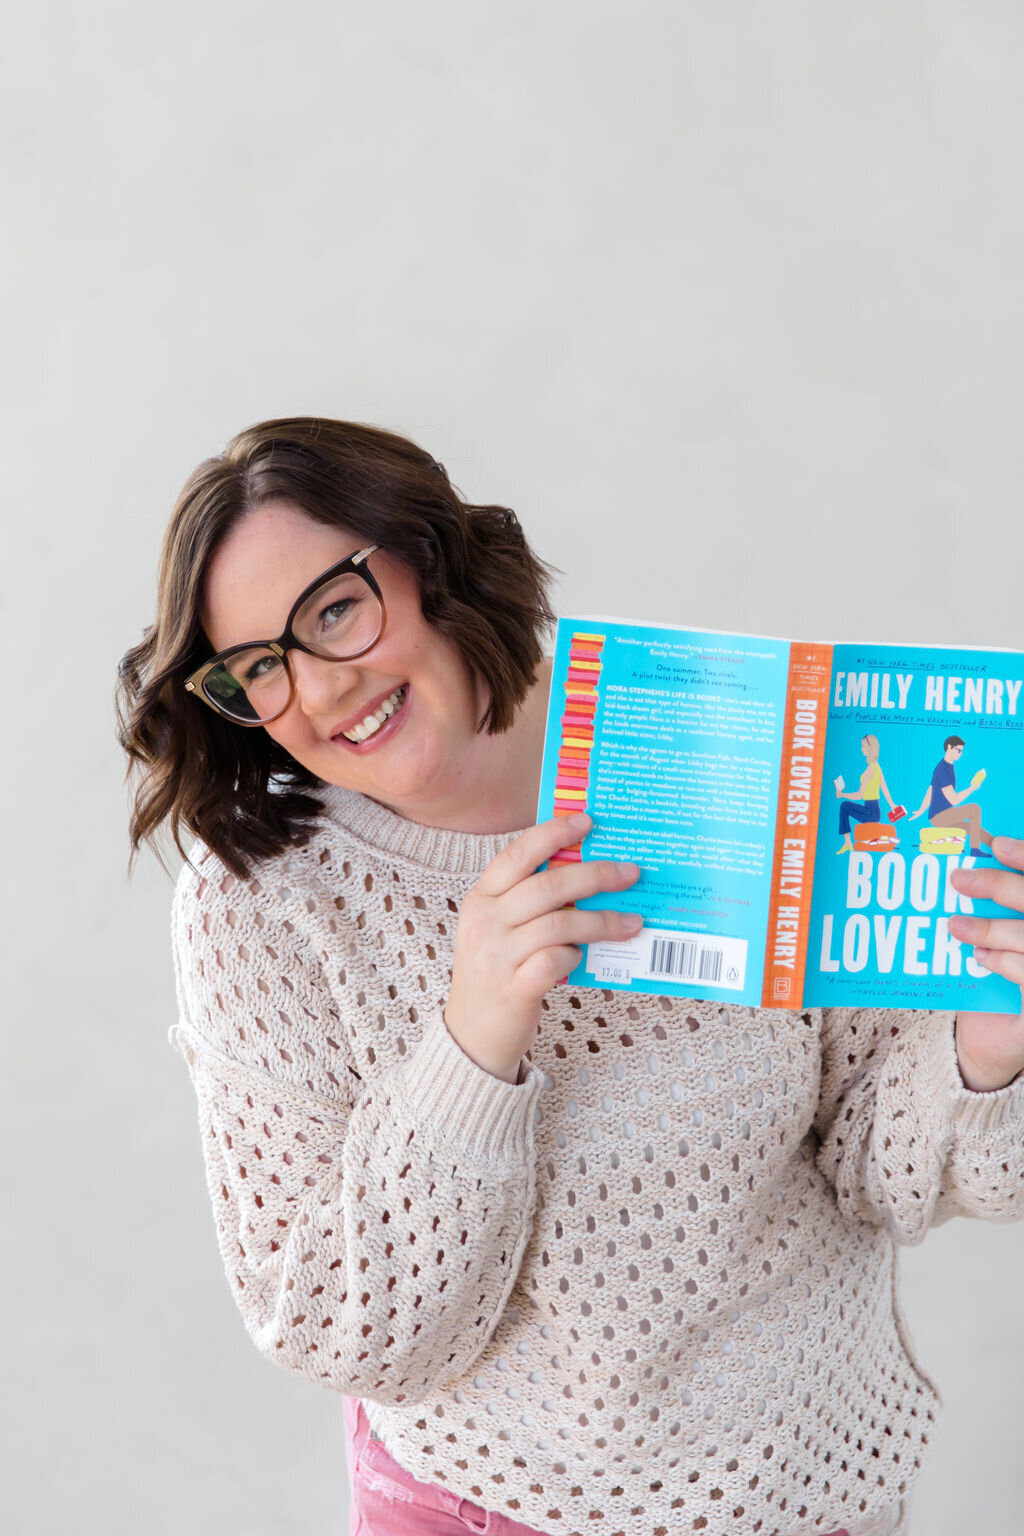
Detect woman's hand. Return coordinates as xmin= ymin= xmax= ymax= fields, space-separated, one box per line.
xmin=444 ymin=812 xmax=642 ymax=1083
xmin=949 ymin=836 xmax=1024 ymax=1091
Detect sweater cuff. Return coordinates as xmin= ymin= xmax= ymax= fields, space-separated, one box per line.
xmin=395 ymin=1011 xmax=543 ymax=1165
xmin=925 ymin=1011 xmax=1024 ymax=1136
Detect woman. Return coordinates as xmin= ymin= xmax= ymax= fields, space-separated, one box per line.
xmin=119 ymin=418 xmax=1024 ymax=1536
xmin=835 ymin=735 xmax=897 ymax=854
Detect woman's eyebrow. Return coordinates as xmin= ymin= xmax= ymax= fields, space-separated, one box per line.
xmin=209 ymin=553 xmax=369 ymax=651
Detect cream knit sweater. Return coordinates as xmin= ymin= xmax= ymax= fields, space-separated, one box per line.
xmin=169 ymin=783 xmax=1024 ymax=1536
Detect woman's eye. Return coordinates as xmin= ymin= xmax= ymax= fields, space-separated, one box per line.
xmin=245 ymin=654 xmax=282 ymax=684
xmin=319 ymin=598 xmax=354 ymax=630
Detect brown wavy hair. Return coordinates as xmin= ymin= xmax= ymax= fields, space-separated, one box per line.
xmin=117 ymin=418 xmax=558 ymax=878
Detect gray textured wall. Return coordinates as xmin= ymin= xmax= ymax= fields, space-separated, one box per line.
xmin=5 ymin=3 xmax=1023 ymax=1531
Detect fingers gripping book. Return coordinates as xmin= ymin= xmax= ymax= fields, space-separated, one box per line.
xmin=536 ymin=618 xmax=1023 ymax=1012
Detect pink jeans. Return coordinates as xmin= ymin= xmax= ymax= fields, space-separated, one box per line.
xmin=344 ymin=1396 xmax=850 ymax=1536
xmin=345 ymin=1396 xmax=548 ymax=1534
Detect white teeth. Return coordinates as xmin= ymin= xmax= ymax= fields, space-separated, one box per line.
xmin=342 ymin=686 xmax=405 ymax=742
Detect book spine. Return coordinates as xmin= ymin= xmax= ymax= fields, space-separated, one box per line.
xmin=549 ymin=631 xmax=605 ymax=866
xmin=761 ymin=641 xmax=833 ymax=1009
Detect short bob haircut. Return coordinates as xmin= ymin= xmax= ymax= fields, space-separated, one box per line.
xmin=118 ymin=418 xmax=558 ymax=879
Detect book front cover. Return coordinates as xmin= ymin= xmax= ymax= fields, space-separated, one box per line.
xmin=803 ymin=643 xmax=1023 ymax=1012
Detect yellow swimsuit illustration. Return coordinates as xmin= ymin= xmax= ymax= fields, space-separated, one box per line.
xmin=835 ymin=734 xmax=899 ymax=854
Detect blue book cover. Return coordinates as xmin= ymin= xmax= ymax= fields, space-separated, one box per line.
xmin=804 ymin=643 xmax=1022 ymax=1012
xmin=536 ymin=618 xmax=1022 ymax=1012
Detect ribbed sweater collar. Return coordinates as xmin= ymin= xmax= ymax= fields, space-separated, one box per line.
xmin=316 ymin=782 xmax=530 ymax=876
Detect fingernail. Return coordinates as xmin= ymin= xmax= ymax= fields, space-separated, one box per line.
xmin=620 ymin=862 xmax=641 ymax=880
xmin=620 ymin=912 xmax=644 ymax=931
xmin=570 ymin=812 xmax=591 ymax=830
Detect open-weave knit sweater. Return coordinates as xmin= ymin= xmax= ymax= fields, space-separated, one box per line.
xmin=169 ymin=783 xmax=1024 ymax=1536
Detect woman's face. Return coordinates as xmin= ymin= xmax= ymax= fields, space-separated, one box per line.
xmin=201 ymin=500 xmax=489 ymax=820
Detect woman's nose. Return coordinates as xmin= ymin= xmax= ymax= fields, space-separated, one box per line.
xmin=287 ymin=649 xmax=361 ymax=716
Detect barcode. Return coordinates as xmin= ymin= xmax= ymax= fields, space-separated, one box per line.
xmin=648 ymin=938 xmax=724 ymax=984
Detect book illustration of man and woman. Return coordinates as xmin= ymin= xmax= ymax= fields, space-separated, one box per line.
xmin=834 ymin=732 xmax=994 ymax=858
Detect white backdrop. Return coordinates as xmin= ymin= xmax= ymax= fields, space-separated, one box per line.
xmin=5 ymin=3 xmax=1024 ymax=1532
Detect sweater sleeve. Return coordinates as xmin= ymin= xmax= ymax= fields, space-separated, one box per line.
xmin=169 ymin=857 xmax=544 ymax=1405
xmin=813 ymin=1006 xmax=1024 ymax=1243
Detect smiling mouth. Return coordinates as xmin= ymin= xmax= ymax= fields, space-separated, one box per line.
xmin=333 ymin=684 xmax=408 ymax=746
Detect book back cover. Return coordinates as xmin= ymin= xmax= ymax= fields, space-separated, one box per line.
xmin=537 ymin=617 xmax=791 ymax=1005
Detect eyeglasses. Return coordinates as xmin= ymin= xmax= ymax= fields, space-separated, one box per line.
xmin=185 ymin=545 xmax=386 ymax=725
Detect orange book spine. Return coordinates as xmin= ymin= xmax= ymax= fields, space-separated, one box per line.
xmin=761 ymin=641 xmax=833 ymax=1009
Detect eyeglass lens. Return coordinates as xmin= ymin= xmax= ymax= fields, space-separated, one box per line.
xmin=203 ymin=569 xmax=384 ymax=722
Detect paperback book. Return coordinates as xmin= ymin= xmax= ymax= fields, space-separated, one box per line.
xmin=536 ymin=617 xmax=1023 ymax=1011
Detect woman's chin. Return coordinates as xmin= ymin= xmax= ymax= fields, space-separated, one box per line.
xmin=318 ymin=747 xmax=456 ymax=814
